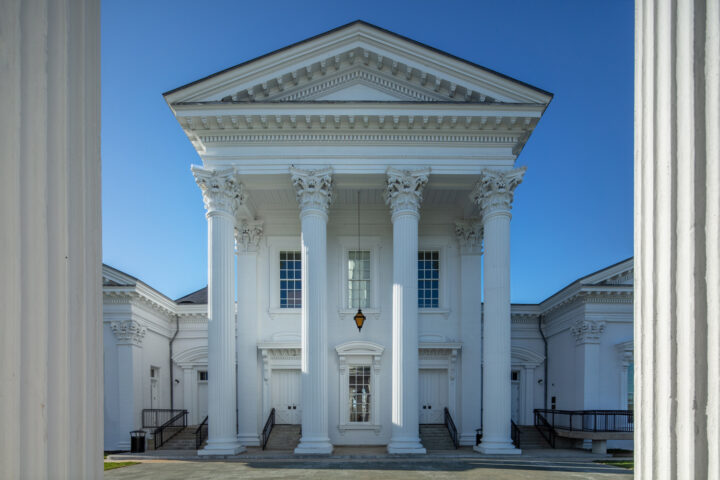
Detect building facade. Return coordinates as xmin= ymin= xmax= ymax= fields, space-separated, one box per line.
xmin=103 ymin=22 xmax=633 ymax=455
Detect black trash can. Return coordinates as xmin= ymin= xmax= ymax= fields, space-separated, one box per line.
xmin=130 ymin=430 xmax=146 ymax=453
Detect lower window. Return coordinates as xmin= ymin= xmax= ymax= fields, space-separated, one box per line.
xmin=349 ymin=366 xmax=371 ymax=423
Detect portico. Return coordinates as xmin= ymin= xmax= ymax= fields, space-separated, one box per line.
xmin=164 ymin=20 xmax=551 ymax=455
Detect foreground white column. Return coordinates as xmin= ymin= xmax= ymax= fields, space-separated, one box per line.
xmin=236 ymin=221 xmax=264 ymax=446
xmin=193 ymin=167 xmax=245 ymax=456
xmin=455 ymin=221 xmax=483 ymax=445
xmin=0 ymin=0 xmax=102 ymax=477
xmin=471 ymin=168 xmax=525 ymax=455
xmin=385 ymin=168 xmax=429 ymax=454
xmin=291 ymin=168 xmax=334 ymax=455
xmin=635 ymin=1 xmax=719 ymax=478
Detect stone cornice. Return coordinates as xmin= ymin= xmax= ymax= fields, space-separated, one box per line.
xmin=236 ymin=220 xmax=264 ymax=253
xmin=470 ymin=167 xmax=526 ymax=219
xmin=290 ymin=167 xmax=334 ymax=217
xmin=111 ymin=320 xmax=147 ymax=346
xmin=384 ymin=167 xmax=430 ymax=219
xmin=191 ymin=166 xmax=246 ymax=216
xmin=455 ymin=219 xmax=483 ymax=255
xmin=197 ymin=132 xmax=522 ymax=145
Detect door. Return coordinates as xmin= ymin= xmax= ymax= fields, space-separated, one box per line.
xmin=511 ymin=370 xmax=520 ymax=423
xmin=271 ymin=369 xmax=302 ymax=424
xmin=197 ymin=372 xmax=209 ymax=422
xmin=419 ymin=369 xmax=448 ymax=424
xmin=150 ymin=379 xmax=159 ymax=409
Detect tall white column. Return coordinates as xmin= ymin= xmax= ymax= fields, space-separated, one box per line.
xmin=635 ymin=1 xmax=719 ymax=478
xmin=0 ymin=0 xmax=102 ymax=477
xmin=471 ymin=168 xmax=525 ymax=455
xmin=385 ymin=168 xmax=429 ymax=454
xmin=291 ymin=167 xmax=334 ymax=455
xmin=193 ymin=167 xmax=245 ymax=456
xmin=236 ymin=221 xmax=263 ymax=446
xmin=111 ymin=321 xmax=147 ymax=450
xmin=455 ymin=221 xmax=483 ymax=445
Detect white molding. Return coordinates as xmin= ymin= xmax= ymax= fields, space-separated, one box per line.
xmin=335 ymin=341 xmax=385 ymax=434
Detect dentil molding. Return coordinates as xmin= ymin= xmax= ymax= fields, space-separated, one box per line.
xmin=236 ymin=220 xmax=264 ymax=253
xmin=290 ymin=167 xmax=334 ymax=216
xmin=570 ymin=319 xmax=606 ymax=345
xmin=191 ymin=166 xmax=246 ymax=215
xmin=110 ymin=320 xmax=147 ymax=346
xmin=455 ymin=219 xmax=483 ymax=255
xmin=383 ymin=167 xmax=430 ymax=218
xmin=470 ymin=167 xmax=526 ymax=218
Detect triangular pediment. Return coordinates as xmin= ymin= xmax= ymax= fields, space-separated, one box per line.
xmin=165 ymin=21 xmax=552 ymax=107
xmin=582 ymin=258 xmax=634 ymax=286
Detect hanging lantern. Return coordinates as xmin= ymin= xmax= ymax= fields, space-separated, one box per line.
xmin=354 ymin=309 xmax=366 ymax=331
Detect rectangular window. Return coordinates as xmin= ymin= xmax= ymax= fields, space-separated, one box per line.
xmin=280 ymin=251 xmax=302 ymax=308
xmin=348 ymin=250 xmax=370 ymax=309
xmin=627 ymin=361 xmax=634 ymax=411
xmin=418 ymin=251 xmax=439 ymax=308
xmin=349 ymin=366 xmax=371 ymax=422
xmin=198 ymin=371 xmax=208 ymax=381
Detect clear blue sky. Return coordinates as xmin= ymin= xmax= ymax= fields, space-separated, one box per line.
xmin=102 ymin=0 xmax=633 ymax=303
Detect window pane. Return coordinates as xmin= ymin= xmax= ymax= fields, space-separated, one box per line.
xmin=348 ymin=366 xmax=371 ymax=423
xmin=280 ymin=251 xmax=301 ymax=308
xmin=418 ymin=251 xmax=440 ymax=308
xmin=348 ymin=251 xmax=370 ymax=309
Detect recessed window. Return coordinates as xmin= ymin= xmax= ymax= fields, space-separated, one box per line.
xmin=627 ymin=361 xmax=634 ymax=410
xmin=511 ymin=371 xmax=519 ymax=381
xmin=198 ymin=371 xmax=208 ymax=382
xmin=349 ymin=366 xmax=371 ymax=422
xmin=280 ymin=251 xmax=302 ymax=308
xmin=150 ymin=367 xmax=159 ymax=379
xmin=418 ymin=251 xmax=439 ymax=308
xmin=348 ymin=251 xmax=370 ymax=309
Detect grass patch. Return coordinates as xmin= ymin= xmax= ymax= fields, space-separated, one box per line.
xmin=104 ymin=462 xmax=140 ymax=471
xmin=595 ymin=460 xmax=634 ymax=470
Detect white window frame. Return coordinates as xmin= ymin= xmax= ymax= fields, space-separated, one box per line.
xmin=267 ymin=237 xmax=302 ymax=317
xmin=337 ymin=236 xmax=381 ymax=317
xmin=417 ymin=239 xmax=450 ymax=314
xmin=335 ymin=341 xmax=384 ymax=433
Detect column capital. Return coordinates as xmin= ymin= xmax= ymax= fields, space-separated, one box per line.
xmin=111 ymin=320 xmax=146 ymax=346
xmin=571 ymin=319 xmax=606 ymax=345
xmin=235 ymin=220 xmax=264 ymax=253
xmin=470 ymin=167 xmax=526 ymax=220
xmin=290 ymin=167 xmax=334 ymax=218
xmin=384 ymin=167 xmax=430 ymax=220
xmin=455 ymin=219 xmax=483 ymax=255
xmin=192 ymin=166 xmax=246 ymax=217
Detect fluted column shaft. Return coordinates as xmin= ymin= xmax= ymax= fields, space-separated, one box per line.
xmin=471 ymin=168 xmax=524 ymax=455
xmin=291 ymin=168 xmax=334 ymax=455
xmin=193 ymin=167 xmax=245 ymax=456
xmin=385 ymin=168 xmax=429 ymax=454
xmin=635 ymin=1 xmax=719 ymax=478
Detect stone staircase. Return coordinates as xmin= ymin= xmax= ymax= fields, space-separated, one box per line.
xmin=265 ymin=424 xmax=301 ymax=451
xmin=419 ymin=424 xmax=455 ymax=451
xmin=517 ymin=425 xmax=551 ymax=449
xmin=156 ymin=426 xmax=204 ymax=450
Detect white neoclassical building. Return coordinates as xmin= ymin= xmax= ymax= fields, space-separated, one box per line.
xmin=102 ymin=21 xmax=634 ymax=455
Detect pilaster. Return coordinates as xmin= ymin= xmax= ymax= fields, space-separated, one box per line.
xmin=385 ymin=168 xmax=429 ymax=454
xmin=471 ymin=167 xmax=525 ymax=455
xmin=193 ymin=166 xmax=245 ymax=456
xmin=291 ymin=167 xmax=334 ymax=455
xmin=111 ymin=320 xmax=146 ymax=450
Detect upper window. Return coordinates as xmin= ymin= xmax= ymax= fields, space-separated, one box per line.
xmin=348 ymin=250 xmax=370 ymax=309
xmin=349 ymin=366 xmax=371 ymax=423
xmin=198 ymin=370 xmax=208 ymax=382
xmin=418 ymin=251 xmax=439 ymax=308
xmin=280 ymin=251 xmax=302 ymax=308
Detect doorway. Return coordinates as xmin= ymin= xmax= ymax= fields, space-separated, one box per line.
xmin=419 ymin=369 xmax=448 ymax=424
xmin=271 ymin=369 xmax=302 ymax=424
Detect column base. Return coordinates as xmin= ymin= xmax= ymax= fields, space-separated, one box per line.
xmin=198 ymin=439 xmax=246 ymax=456
xmin=591 ymin=439 xmax=607 ymax=455
xmin=474 ymin=441 xmax=521 ymax=455
xmin=387 ymin=438 xmax=426 ymax=455
xmin=459 ymin=433 xmax=478 ymax=446
xmin=294 ymin=437 xmax=333 ymax=455
xmin=236 ymin=433 xmax=260 ymax=447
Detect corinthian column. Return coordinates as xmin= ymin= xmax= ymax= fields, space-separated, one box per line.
xmin=291 ymin=167 xmax=334 ymax=455
xmin=385 ymin=167 xmax=429 ymax=454
xmin=193 ymin=166 xmax=245 ymax=456
xmin=471 ymin=167 xmax=525 ymax=455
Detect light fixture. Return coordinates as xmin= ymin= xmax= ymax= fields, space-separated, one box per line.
xmin=354 ymin=190 xmax=366 ymax=332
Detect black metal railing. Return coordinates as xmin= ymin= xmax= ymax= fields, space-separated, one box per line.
xmin=534 ymin=409 xmax=634 ymax=433
xmin=152 ymin=409 xmax=187 ymax=450
xmin=261 ymin=408 xmax=276 ymax=450
xmin=142 ymin=409 xmax=187 ymax=428
xmin=534 ymin=410 xmax=556 ymax=448
xmin=510 ymin=420 xmax=521 ymax=449
xmin=195 ymin=416 xmax=208 ymax=449
xmin=443 ymin=407 xmax=459 ymax=449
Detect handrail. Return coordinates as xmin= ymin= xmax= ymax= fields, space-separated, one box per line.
xmin=443 ymin=407 xmax=459 ymax=449
xmin=261 ymin=408 xmax=276 ymax=450
xmin=152 ymin=409 xmax=187 ymax=450
xmin=510 ymin=420 xmax=521 ymax=449
xmin=533 ymin=409 xmax=634 ymax=433
xmin=142 ymin=408 xmax=187 ymax=428
xmin=195 ymin=416 xmax=209 ymax=449
xmin=534 ymin=410 xmax=556 ymax=448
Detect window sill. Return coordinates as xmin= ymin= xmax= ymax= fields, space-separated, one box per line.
xmin=338 ymin=423 xmax=382 ymax=434
xmin=268 ymin=308 xmax=301 ymax=320
xmin=419 ymin=308 xmax=451 ymax=317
